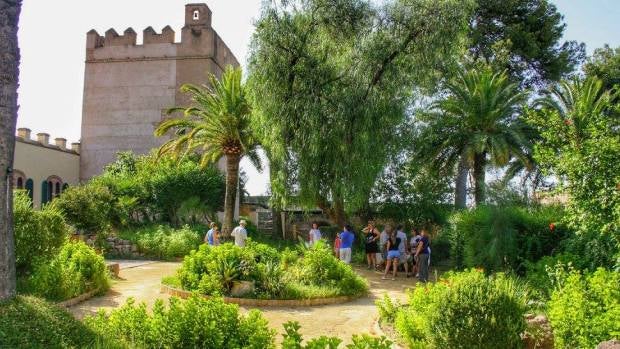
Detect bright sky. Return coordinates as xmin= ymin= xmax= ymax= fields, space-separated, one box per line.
xmin=16 ymin=0 xmax=620 ymax=195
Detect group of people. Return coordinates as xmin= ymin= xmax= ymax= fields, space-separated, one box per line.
xmin=204 ymin=220 xmax=248 ymax=247
xmin=364 ymin=221 xmax=430 ymax=282
xmin=326 ymin=221 xmax=431 ymax=283
xmin=207 ymin=219 xmax=431 ymax=283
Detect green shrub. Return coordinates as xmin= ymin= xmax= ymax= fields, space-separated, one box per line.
xmin=548 ymin=268 xmax=620 ymax=348
xmin=174 ymin=240 xmax=367 ymax=299
xmin=430 ymin=231 xmax=450 ymax=263
xmin=177 ymin=243 xmax=257 ymax=293
xmin=288 ymin=241 xmax=368 ymax=298
xmin=99 ymin=152 xmax=225 ymax=227
xmin=561 ymin=230 xmax=618 ymax=271
xmin=84 ymin=296 xmax=275 ymax=348
xmin=448 ymin=205 xmax=569 ymax=273
xmin=394 ymin=269 xmax=527 ymax=348
xmin=23 ymin=241 xmax=109 ymax=301
xmin=0 ymin=295 xmax=120 ymax=348
xmin=13 ymin=190 xmax=69 ymax=273
xmin=281 ymin=321 xmax=392 ymax=349
xmin=376 ymin=294 xmax=401 ymax=324
xmin=52 ymin=183 xmax=116 ymax=233
xmin=117 ymin=224 xmax=203 ymax=259
xmin=524 ymin=253 xmax=581 ymax=301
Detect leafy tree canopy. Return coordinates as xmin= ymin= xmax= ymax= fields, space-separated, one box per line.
xmin=98 ymin=152 xmax=225 ymax=227
xmin=528 ymin=78 xmax=620 ymax=267
xmin=584 ymin=44 xmax=620 ymax=92
xmin=248 ymin=0 xmax=475 ymax=221
xmin=469 ymin=0 xmax=585 ymax=87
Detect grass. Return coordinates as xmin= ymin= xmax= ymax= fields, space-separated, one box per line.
xmin=0 ymin=295 xmax=122 ymax=349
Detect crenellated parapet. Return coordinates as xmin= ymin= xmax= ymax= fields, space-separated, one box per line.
xmin=143 ymin=25 xmax=175 ymax=44
xmin=83 ymin=3 xmax=237 ymax=68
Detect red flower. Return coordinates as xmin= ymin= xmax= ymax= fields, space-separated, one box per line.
xmin=549 ymin=223 xmax=556 ymax=232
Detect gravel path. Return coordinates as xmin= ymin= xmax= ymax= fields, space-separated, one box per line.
xmin=68 ymin=261 xmax=423 ymax=345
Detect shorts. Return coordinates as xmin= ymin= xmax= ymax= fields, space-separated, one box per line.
xmin=339 ymin=247 xmax=352 ymax=264
xmin=387 ymin=250 xmax=401 ymax=260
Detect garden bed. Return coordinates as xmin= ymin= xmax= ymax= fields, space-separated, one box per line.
xmin=169 ymin=241 xmax=369 ymax=302
xmin=160 ymin=283 xmax=362 ymax=307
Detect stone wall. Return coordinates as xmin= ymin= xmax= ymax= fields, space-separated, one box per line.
xmin=84 ymin=234 xmax=143 ymax=258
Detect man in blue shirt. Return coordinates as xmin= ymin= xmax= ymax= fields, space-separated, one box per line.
xmin=339 ymin=224 xmax=355 ymax=264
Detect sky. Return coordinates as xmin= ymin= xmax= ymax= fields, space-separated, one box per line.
xmin=16 ymin=0 xmax=620 ymax=195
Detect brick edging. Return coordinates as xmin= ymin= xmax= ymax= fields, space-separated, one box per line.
xmin=57 ymin=287 xmax=101 ymax=308
xmin=160 ymin=284 xmax=362 ymax=307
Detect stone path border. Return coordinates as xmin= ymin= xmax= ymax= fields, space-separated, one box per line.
xmin=57 ymin=287 xmax=102 ymax=308
xmin=161 ymin=283 xmax=363 ymax=307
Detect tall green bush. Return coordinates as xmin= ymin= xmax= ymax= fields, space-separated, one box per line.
xmin=99 ymin=152 xmax=225 ymax=227
xmin=117 ymin=224 xmax=203 ymax=260
xmin=85 ymin=296 xmax=275 ymax=349
xmin=448 ymin=205 xmax=569 ymax=273
xmin=52 ymin=183 xmax=116 ymax=233
xmin=528 ymin=77 xmax=620 ymax=269
xmin=24 ymin=241 xmax=109 ymax=301
xmin=391 ymin=270 xmax=527 ymax=349
xmin=13 ymin=190 xmax=68 ymax=273
xmin=548 ymin=268 xmax=620 ymax=348
xmin=288 ymin=241 xmax=368 ymax=298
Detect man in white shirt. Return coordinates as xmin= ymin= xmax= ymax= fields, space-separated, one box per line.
xmin=231 ymin=220 xmax=248 ymax=247
xmin=308 ymin=222 xmax=322 ymax=246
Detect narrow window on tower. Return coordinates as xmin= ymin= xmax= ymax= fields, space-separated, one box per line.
xmin=193 ymin=10 xmax=200 ymax=20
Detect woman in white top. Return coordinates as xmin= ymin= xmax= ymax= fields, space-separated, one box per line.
xmin=308 ymin=222 xmax=322 ymax=246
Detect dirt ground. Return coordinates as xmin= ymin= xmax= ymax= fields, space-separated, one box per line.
xmin=68 ymin=261 xmax=426 ymax=345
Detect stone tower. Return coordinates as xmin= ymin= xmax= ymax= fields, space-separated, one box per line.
xmin=80 ymin=3 xmax=239 ymax=180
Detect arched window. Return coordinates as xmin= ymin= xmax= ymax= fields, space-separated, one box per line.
xmin=193 ymin=10 xmax=200 ymax=20
xmin=25 ymin=179 xmax=34 ymax=203
xmin=12 ymin=169 xmax=25 ymax=189
xmin=46 ymin=175 xmax=63 ymax=201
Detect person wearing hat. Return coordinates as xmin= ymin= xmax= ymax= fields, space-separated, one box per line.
xmin=231 ymin=220 xmax=248 ymax=247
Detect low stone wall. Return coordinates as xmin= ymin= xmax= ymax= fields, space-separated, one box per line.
xmin=57 ymin=287 xmax=101 ymax=308
xmin=83 ymin=234 xmax=143 ymax=258
xmin=161 ymin=284 xmax=360 ymax=307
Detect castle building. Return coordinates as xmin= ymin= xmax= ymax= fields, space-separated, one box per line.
xmin=12 ymin=128 xmax=80 ymax=208
xmin=13 ymin=3 xmax=240 ymax=218
xmin=80 ymin=3 xmax=239 ymax=181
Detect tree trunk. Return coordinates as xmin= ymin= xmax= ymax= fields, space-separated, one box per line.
xmin=473 ymin=152 xmax=486 ymax=206
xmin=332 ymin=197 xmax=346 ymax=228
xmin=0 ymin=0 xmax=21 ymax=301
xmin=454 ymin=156 xmax=468 ymax=209
xmin=316 ymin=196 xmax=346 ymax=228
xmin=222 ymin=154 xmax=240 ymax=237
xmin=268 ymin=162 xmax=282 ymax=238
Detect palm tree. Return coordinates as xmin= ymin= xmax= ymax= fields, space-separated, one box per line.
xmin=536 ymin=77 xmax=617 ymax=147
xmin=417 ymin=67 xmax=531 ymax=206
xmin=0 ymin=0 xmax=22 ymax=300
xmin=155 ymin=66 xmax=261 ymax=236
